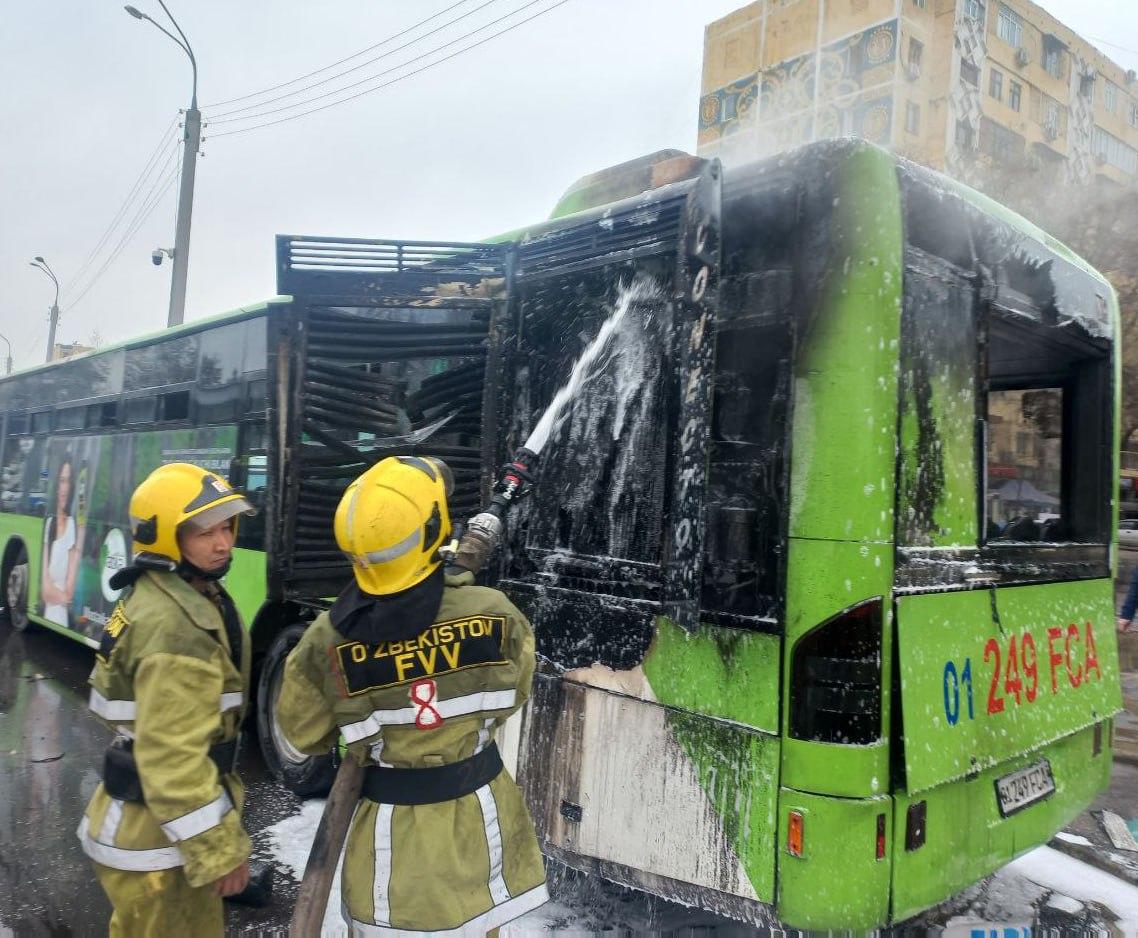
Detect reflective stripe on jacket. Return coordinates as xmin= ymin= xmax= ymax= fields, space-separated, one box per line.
xmin=277 ymin=571 xmax=548 ymax=935
xmin=78 ymin=570 xmax=251 ymax=888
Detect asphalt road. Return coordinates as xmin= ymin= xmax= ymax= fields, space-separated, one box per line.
xmin=1 ymin=620 xmax=1135 ymax=936
xmin=0 ymin=624 xmax=302 ymax=936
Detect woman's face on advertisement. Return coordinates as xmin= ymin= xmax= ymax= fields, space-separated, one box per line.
xmin=57 ymin=462 xmax=71 ymax=513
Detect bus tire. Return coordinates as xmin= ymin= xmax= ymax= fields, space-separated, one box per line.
xmin=2 ymin=543 xmax=30 ymax=632
xmin=256 ymin=622 xmax=339 ymax=798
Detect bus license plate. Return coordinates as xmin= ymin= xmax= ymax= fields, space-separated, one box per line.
xmin=995 ymin=760 xmax=1055 ymax=817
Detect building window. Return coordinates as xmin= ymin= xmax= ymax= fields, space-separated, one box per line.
xmin=997 ymin=4 xmax=1023 ymax=48
xmin=956 ymin=119 xmax=975 ymax=149
xmin=980 ymin=116 xmax=1025 ymax=162
xmin=912 ymin=0 xmax=926 ymax=7
xmin=1092 ymin=126 xmax=1138 ymax=175
xmin=964 ymin=0 xmax=985 ymax=23
xmin=961 ymin=59 xmax=980 ymax=87
xmin=1042 ymin=35 xmax=1064 ymax=78
xmin=906 ymin=102 xmax=921 ymax=134
xmin=1044 ymin=100 xmax=1063 ymax=138
xmin=1009 ymin=80 xmax=1022 ymax=111
xmin=990 ymin=68 xmax=1004 ymax=102
xmin=1130 ymin=104 xmax=1138 ymax=128
xmin=909 ymin=38 xmax=924 ymax=77
xmin=1105 ymin=81 xmax=1118 ymax=113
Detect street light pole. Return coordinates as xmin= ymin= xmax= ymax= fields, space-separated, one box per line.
xmin=125 ymin=2 xmax=199 ymax=327
xmin=30 ymin=257 xmax=60 ymax=363
xmin=0 ymin=332 xmax=12 ymax=374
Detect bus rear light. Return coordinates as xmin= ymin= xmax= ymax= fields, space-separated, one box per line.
xmin=876 ymin=813 xmax=886 ymax=860
xmin=1093 ymin=721 xmax=1102 ymax=756
xmin=789 ymin=598 xmax=882 ymax=745
xmin=788 ymin=810 xmax=804 ymax=857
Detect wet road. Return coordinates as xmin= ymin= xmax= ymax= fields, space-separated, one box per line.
xmin=2 ymin=620 xmax=1136 ymax=936
xmin=0 ymin=624 xmax=302 ymax=936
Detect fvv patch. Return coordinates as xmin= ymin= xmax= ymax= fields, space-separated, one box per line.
xmin=97 ymin=605 xmax=131 ymax=663
xmin=335 ymin=615 xmax=507 ymax=696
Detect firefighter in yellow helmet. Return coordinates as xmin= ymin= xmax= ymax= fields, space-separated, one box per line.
xmin=78 ymin=463 xmax=256 ymax=937
xmin=277 ymin=456 xmax=548 ymax=935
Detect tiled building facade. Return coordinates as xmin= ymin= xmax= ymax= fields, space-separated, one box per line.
xmin=699 ymin=0 xmax=1138 ymax=188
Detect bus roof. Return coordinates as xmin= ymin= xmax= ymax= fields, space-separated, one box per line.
xmin=1 ymin=296 xmax=291 ymax=385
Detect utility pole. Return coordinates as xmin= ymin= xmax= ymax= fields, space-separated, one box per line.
xmin=125 ymin=2 xmax=198 ymax=327
xmin=169 ymin=104 xmax=201 ymax=327
xmin=30 ymin=257 xmax=60 ymax=363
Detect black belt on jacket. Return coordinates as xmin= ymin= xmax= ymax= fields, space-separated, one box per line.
xmin=361 ymin=742 xmax=503 ymax=806
xmin=102 ymin=737 xmax=240 ymax=804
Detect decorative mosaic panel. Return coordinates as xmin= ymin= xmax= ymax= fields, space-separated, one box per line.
xmin=699 ymin=72 xmax=759 ymax=140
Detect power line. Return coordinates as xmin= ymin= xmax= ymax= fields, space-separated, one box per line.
xmin=206 ymin=0 xmax=504 ymax=120
xmin=207 ymin=0 xmax=572 ymax=137
xmin=62 ymin=118 xmax=179 ymax=300
xmin=1087 ymin=37 xmax=1138 ymax=62
xmin=66 ymin=155 xmax=182 ymax=314
xmin=203 ymin=0 xmax=483 ymax=109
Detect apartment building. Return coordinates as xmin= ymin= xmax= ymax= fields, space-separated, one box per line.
xmin=698 ymin=0 xmax=1138 ymax=187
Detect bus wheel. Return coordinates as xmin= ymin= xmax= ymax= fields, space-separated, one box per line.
xmin=256 ymin=623 xmax=339 ymax=798
xmin=2 ymin=545 xmax=29 ymax=632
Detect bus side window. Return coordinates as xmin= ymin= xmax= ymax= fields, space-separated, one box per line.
xmin=234 ymin=441 xmax=267 ymax=551
xmin=1 ymin=414 xmax=31 ymax=514
xmin=984 ymin=314 xmax=1109 ymax=546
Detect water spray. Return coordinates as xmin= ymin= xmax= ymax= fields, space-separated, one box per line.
xmin=444 ymin=282 xmax=648 ymax=574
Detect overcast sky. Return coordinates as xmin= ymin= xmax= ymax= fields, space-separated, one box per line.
xmin=2 ymin=1 xmax=1135 ymax=372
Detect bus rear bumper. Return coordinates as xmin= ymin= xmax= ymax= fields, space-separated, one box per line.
xmin=890 ymin=720 xmax=1112 ymax=923
xmin=775 ymin=787 xmax=892 ymax=929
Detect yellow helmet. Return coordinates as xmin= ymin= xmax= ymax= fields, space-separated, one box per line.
xmin=128 ymin=463 xmax=255 ymax=566
xmin=335 ymin=455 xmax=453 ymax=596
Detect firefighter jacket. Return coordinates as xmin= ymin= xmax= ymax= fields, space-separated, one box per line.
xmin=77 ymin=570 xmax=252 ymax=889
xmin=277 ymin=570 xmax=548 ymax=936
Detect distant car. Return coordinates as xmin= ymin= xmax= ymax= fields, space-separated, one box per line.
xmin=1119 ymin=519 xmax=1138 ymax=549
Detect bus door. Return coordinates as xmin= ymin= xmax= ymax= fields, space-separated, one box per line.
xmin=890 ymin=176 xmax=1122 ymax=918
xmin=270 ymin=237 xmax=511 ymax=602
xmin=493 ymin=162 xmax=766 ymax=902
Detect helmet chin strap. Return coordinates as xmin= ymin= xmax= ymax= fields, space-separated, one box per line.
xmin=177 ymin=557 xmax=232 ymax=582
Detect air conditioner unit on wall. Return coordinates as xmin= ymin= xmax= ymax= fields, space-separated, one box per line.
xmin=1016 ymin=47 xmax=1031 ymax=68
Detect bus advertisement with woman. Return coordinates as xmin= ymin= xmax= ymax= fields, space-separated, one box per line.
xmin=9 ymin=428 xmax=238 ymax=644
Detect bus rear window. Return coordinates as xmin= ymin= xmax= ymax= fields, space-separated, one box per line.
xmin=986 ymin=388 xmax=1064 ymax=541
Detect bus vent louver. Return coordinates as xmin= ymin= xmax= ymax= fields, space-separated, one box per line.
xmin=273 ymin=236 xmax=508 ymax=597
xmin=287 ymin=310 xmax=488 ymax=579
xmin=516 ymin=195 xmax=685 ymax=280
xmin=280 ymin=237 xmax=503 ymax=281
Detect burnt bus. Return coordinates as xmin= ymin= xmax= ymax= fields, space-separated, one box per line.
xmin=0 ymin=140 xmax=1121 ymax=928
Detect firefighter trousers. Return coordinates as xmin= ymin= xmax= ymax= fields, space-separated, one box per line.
xmin=93 ymin=861 xmax=223 ymax=938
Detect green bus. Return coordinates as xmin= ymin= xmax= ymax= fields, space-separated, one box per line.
xmin=0 ymin=139 xmax=1124 ymax=928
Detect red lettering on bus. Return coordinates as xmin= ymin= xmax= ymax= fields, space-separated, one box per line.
xmin=1003 ymin=634 xmax=1023 ymax=705
xmin=1047 ymin=627 xmax=1064 ymax=693
xmin=1065 ymin=623 xmax=1082 ymax=688
xmin=984 ymin=638 xmax=1005 ymax=714
xmin=1084 ymin=621 xmax=1100 ymax=681
xmin=1021 ymin=632 xmax=1039 ymax=702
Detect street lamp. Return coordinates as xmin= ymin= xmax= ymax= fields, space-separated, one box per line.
xmin=30 ymin=256 xmax=60 ymax=363
xmin=124 ymin=1 xmax=199 ymax=327
xmin=0 ymin=332 xmax=12 ymax=375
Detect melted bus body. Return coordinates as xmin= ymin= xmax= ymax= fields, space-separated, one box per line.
xmin=0 ymin=140 xmax=1123 ymax=927
xmin=498 ymin=140 xmax=1123 ymax=927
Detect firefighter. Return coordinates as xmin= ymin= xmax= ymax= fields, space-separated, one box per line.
xmin=278 ymin=455 xmax=548 ymax=936
xmin=77 ymin=463 xmax=256 ymax=937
